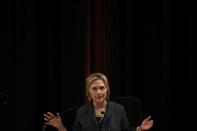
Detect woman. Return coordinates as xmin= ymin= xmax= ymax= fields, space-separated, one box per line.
xmin=43 ymin=73 xmax=153 ymax=131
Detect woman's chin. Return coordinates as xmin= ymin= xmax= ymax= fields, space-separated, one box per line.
xmin=95 ymin=99 xmax=105 ymax=103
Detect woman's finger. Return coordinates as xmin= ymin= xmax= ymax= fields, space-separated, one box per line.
xmin=44 ymin=122 xmax=50 ymax=125
xmin=144 ymin=116 xmax=151 ymax=121
xmin=47 ymin=112 xmax=55 ymax=118
xmin=44 ymin=117 xmax=49 ymax=122
xmin=57 ymin=112 xmax=61 ymax=120
xmin=44 ymin=114 xmax=52 ymax=119
xmin=150 ymin=120 xmax=153 ymax=125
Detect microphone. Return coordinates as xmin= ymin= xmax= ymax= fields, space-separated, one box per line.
xmin=59 ymin=105 xmax=77 ymax=116
xmin=42 ymin=105 xmax=78 ymax=131
xmin=98 ymin=111 xmax=105 ymax=124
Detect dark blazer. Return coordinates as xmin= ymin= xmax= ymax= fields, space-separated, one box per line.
xmin=72 ymin=101 xmax=136 ymax=131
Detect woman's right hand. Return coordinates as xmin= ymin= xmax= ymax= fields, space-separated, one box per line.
xmin=43 ymin=112 xmax=67 ymax=131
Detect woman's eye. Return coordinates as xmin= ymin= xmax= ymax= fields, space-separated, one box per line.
xmin=92 ymin=87 xmax=97 ymax=91
xmin=100 ymin=86 xmax=105 ymax=90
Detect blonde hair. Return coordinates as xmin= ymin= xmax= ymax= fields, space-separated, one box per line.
xmin=86 ymin=73 xmax=110 ymax=101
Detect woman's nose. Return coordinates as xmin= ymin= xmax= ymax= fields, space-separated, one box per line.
xmin=96 ymin=89 xmax=102 ymax=94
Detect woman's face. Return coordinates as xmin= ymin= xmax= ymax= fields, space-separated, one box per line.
xmin=89 ymin=79 xmax=107 ymax=104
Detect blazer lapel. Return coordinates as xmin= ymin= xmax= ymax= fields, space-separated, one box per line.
xmin=103 ymin=101 xmax=112 ymax=125
xmin=88 ymin=103 xmax=98 ymax=126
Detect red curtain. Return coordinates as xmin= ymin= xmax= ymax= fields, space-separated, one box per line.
xmin=84 ymin=0 xmax=110 ymax=104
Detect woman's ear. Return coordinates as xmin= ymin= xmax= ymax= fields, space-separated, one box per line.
xmin=87 ymin=91 xmax=91 ymax=101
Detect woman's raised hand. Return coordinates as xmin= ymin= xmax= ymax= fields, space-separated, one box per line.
xmin=141 ymin=116 xmax=153 ymax=130
xmin=43 ymin=112 xmax=67 ymax=131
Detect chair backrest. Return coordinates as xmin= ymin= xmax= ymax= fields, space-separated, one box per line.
xmin=111 ymin=97 xmax=143 ymax=128
xmin=0 ymin=94 xmax=8 ymax=112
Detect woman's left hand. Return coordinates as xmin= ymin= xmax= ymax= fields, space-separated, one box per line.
xmin=141 ymin=116 xmax=153 ymax=130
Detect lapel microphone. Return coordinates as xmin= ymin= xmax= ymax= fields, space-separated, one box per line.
xmin=98 ymin=111 xmax=105 ymax=124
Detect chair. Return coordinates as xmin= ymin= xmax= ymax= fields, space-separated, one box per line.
xmin=111 ymin=97 xmax=143 ymax=128
xmin=0 ymin=93 xmax=8 ymax=112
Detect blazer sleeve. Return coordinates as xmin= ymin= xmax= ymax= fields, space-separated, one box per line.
xmin=121 ymin=107 xmax=136 ymax=131
xmin=72 ymin=111 xmax=82 ymax=131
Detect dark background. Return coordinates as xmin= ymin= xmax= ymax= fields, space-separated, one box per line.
xmin=4 ymin=0 xmax=196 ymax=131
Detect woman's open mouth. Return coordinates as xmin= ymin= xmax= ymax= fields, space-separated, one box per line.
xmin=97 ymin=96 xmax=102 ymax=99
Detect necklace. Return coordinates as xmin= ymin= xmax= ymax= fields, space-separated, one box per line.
xmin=94 ymin=101 xmax=107 ymax=117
